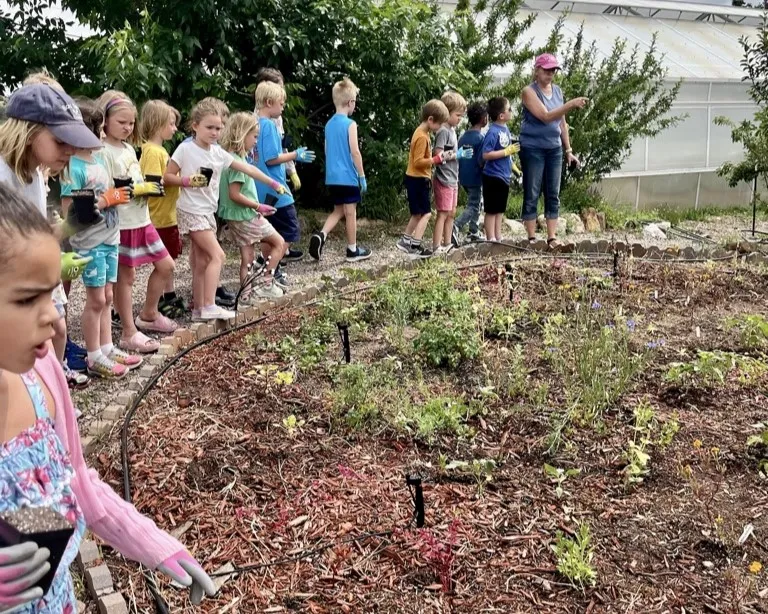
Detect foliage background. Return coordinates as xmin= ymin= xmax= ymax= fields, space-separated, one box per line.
xmin=0 ymin=0 xmax=680 ymax=219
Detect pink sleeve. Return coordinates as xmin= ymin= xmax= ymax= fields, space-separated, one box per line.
xmin=37 ymin=354 xmax=185 ymax=568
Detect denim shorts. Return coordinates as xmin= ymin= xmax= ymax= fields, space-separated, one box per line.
xmin=77 ymin=243 xmax=119 ymax=288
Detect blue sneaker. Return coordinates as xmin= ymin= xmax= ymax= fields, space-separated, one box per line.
xmin=65 ymin=339 xmax=87 ymax=372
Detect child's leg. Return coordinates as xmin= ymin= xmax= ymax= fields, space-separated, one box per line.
xmin=484 ymin=213 xmax=497 ymax=242
xmin=262 ymin=233 xmax=285 ymax=274
xmin=343 ymin=204 xmax=357 ymax=247
xmin=495 ymin=214 xmax=503 ymax=242
xmin=239 ymin=244 xmax=255 ymax=292
xmin=412 ymin=213 xmax=431 ymax=241
xmin=115 ymin=264 xmax=137 ymax=336
xmin=444 ymin=209 xmax=456 ymax=246
xmin=433 ymin=211 xmax=447 ymax=249
xmin=404 ymin=215 xmax=419 ymax=237
xmin=190 ymin=230 xmax=225 ymax=307
xmin=321 ymin=205 xmax=346 ymax=238
xmin=82 ymin=286 xmax=107 ymax=353
xmin=140 ymin=255 xmax=175 ymax=321
xmin=102 ymin=283 xmax=115 ymax=348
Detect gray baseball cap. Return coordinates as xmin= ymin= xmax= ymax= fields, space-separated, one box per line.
xmin=6 ymin=84 xmax=102 ymax=149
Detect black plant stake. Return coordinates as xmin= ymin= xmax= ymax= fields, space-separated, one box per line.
xmin=406 ymin=474 xmax=425 ymax=528
xmin=337 ymin=322 xmax=351 ymax=364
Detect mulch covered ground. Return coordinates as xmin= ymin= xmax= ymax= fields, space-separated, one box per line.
xmin=92 ymin=254 xmax=768 ymax=613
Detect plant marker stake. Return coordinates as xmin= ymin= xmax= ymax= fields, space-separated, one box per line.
xmin=406 ymin=474 xmax=425 ymax=528
xmin=613 ymin=250 xmax=619 ymax=279
xmin=337 ymin=322 xmax=351 ymax=364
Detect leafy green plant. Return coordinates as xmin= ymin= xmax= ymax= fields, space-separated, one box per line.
xmin=552 ymin=523 xmax=597 ymax=588
xmin=666 ymin=350 xmax=768 ymax=388
xmin=332 ymin=364 xmax=380 ymax=430
xmin=726 ymin=314 xmax=768 ymax=350
xmin=445 ymin=459 xmax=497 ymax=495
xmin=747 ymin=423 xmax=768 ymax=476
xmin=657 ymin=413 xmax=680 ymax=449
xmin=484 ymin=300 xmax=538 ymax=340
xmin=543 ymin=464 xmax=581 ymax=499
xmin=397 ymin=396 xmax=474 ymax=442
xmin=280 ymin=414 xmax=305 ymax=437
xmin=413 ymin=315 xmax=482 ymax=369
xmin=623 ymin=441 xmax=651 ymax=485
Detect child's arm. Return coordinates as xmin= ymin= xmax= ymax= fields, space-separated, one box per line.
xmin=228 ymin=182 xmax=275 ymax=215
xmin=163 ymin=160 xmax=207 ymax=188
xmin=348 ymin=122 xmax=365 ymax=178
xmin=411 ymin=132 xmax=447 ymax=171
xmin=229 ymin=159 xmax=287 ymax=193
xmin=39 ymin=354 xmax=216 ymax=603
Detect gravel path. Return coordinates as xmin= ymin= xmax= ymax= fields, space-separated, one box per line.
xmin=66 ymin=210 xmax=768 ymax=427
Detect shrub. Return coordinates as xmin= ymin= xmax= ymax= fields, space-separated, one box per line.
xmin=414 ymin=315 xmax=482 ymax=369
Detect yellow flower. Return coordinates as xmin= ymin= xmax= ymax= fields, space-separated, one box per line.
xmin=710 ymin=447 xmax=720 ymax=456
xmin=749 ymin=561 xmax=762 ymax=574
xmin=693 ymin=439 xmax=703 ymax=449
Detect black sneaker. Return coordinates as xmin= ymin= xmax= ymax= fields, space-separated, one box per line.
xmin=451 ymin=224 xmax=460 ymax=248
xmin=274 ymin=267 xmax=289 ymax=290
xmin=346 ymin=246 xmax=371 ymax=262
xmin=308 ymin=233 xmax=325 ymax=261
xmin=283 ymin=248 xmax=304 ymax=262
xmin=111 ymin=309 xmax=121 ymax=329
xmin=410 ymin=244 xmax=433 ymax=259
xmin=216 ymin=286 xmax=236 ymax=308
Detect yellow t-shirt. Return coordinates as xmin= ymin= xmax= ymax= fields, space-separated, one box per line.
xmin=405 ymin=126 xmax=432 ymax=179
xmin=140 ymin=142 xmax=179 ymax=229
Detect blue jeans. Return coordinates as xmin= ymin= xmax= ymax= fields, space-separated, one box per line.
xmin=520 ymin=146 xmax=563 ymax=222
xmin=455 ymin=185 xmax=482 ymax=234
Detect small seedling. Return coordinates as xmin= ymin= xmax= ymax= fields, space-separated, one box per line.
xmin=543 ymin=464 xmax=581 ymax=499
xmin=552 ymin=522 xmax=597 ymax=588
xmin=279 ymin=414 xmax=305 ymax=437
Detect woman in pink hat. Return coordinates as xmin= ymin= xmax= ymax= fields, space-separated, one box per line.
xmin=520 ymin=53 xmax=588 ymax=246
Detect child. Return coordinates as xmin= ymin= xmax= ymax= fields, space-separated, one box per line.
xmin=454 ymin=101 xmax=488 ymax=242
xmin=397 ymin=99 xmax=451 ymax=258
xmin=0 ymin=83 xmax=101 ymax=387
xmin=254 ymin=80 xmax=316 ymax=282
xmin=432 ymin=91 xmax=472 ymax=254
xmin=97 ymin=91 xmax=177 ymax=353
xmin=308 ymin=78 xmax=370 ymax=263
xmin=481 ymin=96 xmax=520 ymax=242
xmin=219 ymin=112 xmax=285 ymax=301
xmin=164 ymin=98 xmax=287 ymax=320
xmin=60 ymin=99 xmax=143 ymax=379
xmin=0 ymin=183 xmax=216 ymax=611
xmin=139 ymin=100 xmax=186 ymax=319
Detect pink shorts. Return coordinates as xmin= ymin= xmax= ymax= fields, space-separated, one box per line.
xmin=433 ymin=178 xmax=458 ymax=212
xmin=118 ymin=224 xmax=169 ymax=267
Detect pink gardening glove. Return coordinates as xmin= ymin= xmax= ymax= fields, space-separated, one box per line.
xmin=0 ymin=542 xmax=50 ymax=611
xmin=257 ymin=204 xmax=276 ymax=216
xmin=156 ymin=550 xmax=216 ymax=605
xmin=270 ymin=180 xmax=288 ymax=195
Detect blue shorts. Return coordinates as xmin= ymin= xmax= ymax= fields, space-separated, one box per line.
xmin=269 ymin=205 xmax=301 ymax=243
xmin=328 ymin=185 xmax=361 ymax=205
xmin=404 ymin=175 xmax=431 ymax=216
xmin=77 ymin=244 xmax=118 ymax=288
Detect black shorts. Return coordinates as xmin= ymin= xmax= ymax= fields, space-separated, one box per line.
xmin=404 ymin=175 xmax=431 ymax=216
xmin=269 ymin=204 xmax=301 ymax=243
xmin=482 ymin=174 xmax=510 ymax=215
xmin=328 ymin=185 xmax=361 ymax=205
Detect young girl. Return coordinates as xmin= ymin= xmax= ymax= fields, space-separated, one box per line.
xmin=164 ymin=98 xmax=287 ymax=321
xmin=219 ymin=112 xmax=285 ymax=303
xmin=60 ymin=99 xmax=143 ymax=379
xmin=0 ymin=183 xmax=216 ymax=611
xmin=0 ymin=82 xmax=102 ymax=388
xmin=96 ymin=91 xmax=178 ymax=353
xmin=139 ymin=100 xmax=186 ymax=319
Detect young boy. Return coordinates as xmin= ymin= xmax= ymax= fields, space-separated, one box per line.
xmin=481 ymin=96 xmax=520 ymax=242
xmin=397 ymin=99 xmax=451 ymax=258
xmin=308 ymin=78 xmax=370 ymax=263
xmin=254 ymin=81 xmax=315 ymax=286
xmin=432 ymin=91 xmax=472 ymax=253
xmin=455 ymin=101 xmax=488 ymax=242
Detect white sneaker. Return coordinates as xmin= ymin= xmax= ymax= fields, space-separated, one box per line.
xmin=255 ymin=281 xmax=284 ymax=298
xmin=200 ymin=305 xmax=236 ymax=320
xmin=435 ymin=245 xmax=450 ymax=255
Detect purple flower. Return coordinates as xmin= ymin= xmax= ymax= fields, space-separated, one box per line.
xmin=626 ymin=319 xmax=636 ymax=332
xmin=646 ymin=339 xmax=666 ymax=350
xmin=546 ymin=346 xmax=558 ymax=353
xmin=591 ymin=301 xmax=602 ymax=310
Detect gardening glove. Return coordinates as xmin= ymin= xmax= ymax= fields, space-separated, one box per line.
xmin=61 ymin=252 xmax=93 ymax=281
xmin=57 ymin=204 xmax=104 ymax=238
xmin=157 ymin=551 xmax=216 ymax=605
xmin=183 ymin=174 xmax=209 ymax=188
xmin=512 ymin=162 xmax=522 ymax=178
xmin=456 ymin=145 xmax=474 ymax=160
xmin=132 ymin=181 xmax=164 ymax=197
xmin=101 ymin=187 xmax=132 ymax=208
xmin=0 ymin=542 xmax=50 ymax=612
xmin=295 ymin=147 xmax=316 ymax=163
xmin=358 ymin=175 xmax=368 ymax=194
xmin=257 ymin=204 xmax=276 ymax=216
xmin=503 ymin=143 xmax=521 ymax=157
xmin=431 ymin=151 xmax=449 ymax=165
xmin=289 ymin=172 xmax=301 ymax=191
xmin=270 ymin=181 xmax=288 ymax=195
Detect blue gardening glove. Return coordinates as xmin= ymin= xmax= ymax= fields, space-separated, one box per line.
xmin=157 ymin=551 xmax=216 ymax=605
xmin=295 ymin=147 xmax=316 ymax=164
xmin=358 ymin=175 xmax=368 ymax=194
xmin=456 ymin=145 xmax=474 ymax=160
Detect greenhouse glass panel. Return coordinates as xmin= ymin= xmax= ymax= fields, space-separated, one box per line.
xmin=598 ymin=176 xmax=640 ymax=207
xmin=674 ymin=81 xmax=711 ymax=103
xmin=638 ymin=173 xmax=699 ymax=208
xmin=709 ymin=106 xmax=758 ymax=167
xmin=709 ymin=82 xmax=752 ymax=102
xmin=647 ymin=107 xmax=708 ymax=170
xmin=622 ymin=136 xmax=647 ymax=172
xmin=698 ymin=172 xmax=754 ymax=207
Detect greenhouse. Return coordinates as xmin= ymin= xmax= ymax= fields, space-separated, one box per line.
xmin=441 ymin=0 xmax=764 ymax=210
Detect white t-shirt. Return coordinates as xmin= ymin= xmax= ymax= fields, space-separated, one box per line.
xmin=101 ymin=142 xmax=150 ymax=230
xmin=0 ymin=157 xmax=47 ymax=217
xmin=171 ymin=141 xmax=234 ymax=215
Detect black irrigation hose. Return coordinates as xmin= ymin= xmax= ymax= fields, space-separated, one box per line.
xmin=119 ymin=243 xmax=749 ymax=611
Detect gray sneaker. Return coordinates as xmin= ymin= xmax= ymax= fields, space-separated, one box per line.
xmin=396 ymin=237 xmax=411 ymax=253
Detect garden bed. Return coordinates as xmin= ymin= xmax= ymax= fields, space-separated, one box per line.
xmin=96 ymin=256 xmax=768 ymax=612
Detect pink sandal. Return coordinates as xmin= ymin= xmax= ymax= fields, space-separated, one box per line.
xmin=119 ymin=331 xmax=160 ymax=354
xmin=135 ymin=313 xmax=179 ymax=334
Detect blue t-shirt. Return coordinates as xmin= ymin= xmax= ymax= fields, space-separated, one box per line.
xmin=325 ymin=114 xmax=357 ymax=187
xmin=255 ymin=117 xmax=294 ymax=208
xmin=457 ymin=129 xmax=484 ymax=187
xmin=482 ymin=123 xmax=513 ymax=185
xmin=520 ymin=83 xmax=564 ymax=150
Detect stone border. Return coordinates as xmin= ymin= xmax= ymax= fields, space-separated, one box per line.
xmin=76 ymin=237 xmax=766 ymax=611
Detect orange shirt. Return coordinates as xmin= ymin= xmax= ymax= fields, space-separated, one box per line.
xmin=406 ymin=126 xmax=433 ymax=179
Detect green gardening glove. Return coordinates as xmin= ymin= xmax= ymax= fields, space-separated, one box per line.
xmin=61 ymin=252 xmax=93 ymax=281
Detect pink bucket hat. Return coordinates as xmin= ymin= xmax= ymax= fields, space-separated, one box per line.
xmin=534 ymin=53 xmax=561 ymax=70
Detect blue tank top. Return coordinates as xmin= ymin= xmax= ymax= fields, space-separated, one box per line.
xmin=325 ymin=114 xmax=358 ymax=187
xmin=520 ymin=82 xmax=564 ymax=150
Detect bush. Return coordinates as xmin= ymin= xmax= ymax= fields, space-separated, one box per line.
xmin=414 ymin=314 xmax=482 ymax=369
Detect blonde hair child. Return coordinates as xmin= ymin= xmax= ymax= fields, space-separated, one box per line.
xmin=164 ymin=98 xmax=287 ymax=321
xmin=139 ymin=100 xmax=186 ymax=318
xmin=218 ymin=112 xmax=285 ymax=302
xmin=97 ymin=90 xmax=178 ymax=354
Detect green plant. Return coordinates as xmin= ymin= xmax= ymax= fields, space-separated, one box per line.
xmin=445 ymin=459 xmax=497 ymax=495
xmin=280 ymin=414 xmax=305 ymax=437
xmin=543 ymin=464 xmax=581 ymax=499
xmin=552 ymin=523 xmax=597 ymax=588
xmin=747 ymin=423 xmax=768 ymax=476
xmin=666 ymin=350 xmax=768 ymax=388
xmin=332 ymin=364 xmax=380 ymax=430
xmin=397 ymin=396 xmax=474 ymax=442
xmin=413 ymin=315 xmax=482 ymax=369
xmin=623 ymin=441 xmax=651 ymax=485
xmin=657 ymin=413 xmax=680 ymax=449
xmin=726 ymin=314 xmax=768 ymax=350
xmin=484 ymin=301 xmax=538 ymax=340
